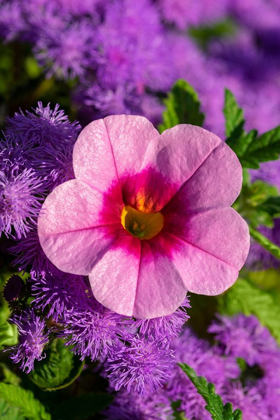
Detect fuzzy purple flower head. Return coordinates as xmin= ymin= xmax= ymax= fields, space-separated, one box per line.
xmin=8 ymin=308 xmax=49 ymax=373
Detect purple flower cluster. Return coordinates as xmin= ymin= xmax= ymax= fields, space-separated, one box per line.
xmin=2 ymin=0 xmax=280 ymax=139
xmin=105 ymin=314 xmax=280 ymax=420
xmin=0 ymin=102 xmax=80 ymax=240
xmin=7 ymin=308 xmax=49 ymax=373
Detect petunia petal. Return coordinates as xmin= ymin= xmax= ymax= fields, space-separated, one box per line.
xmin=73 ymin=115 xmax=159 ymax=192
xmin=165 ymin=207 xmax=249 ymax=270
xmin=133 ymin=237 xmax=187 ymax=318
xmin=102 ymin=114 xmax=160 ymax=177
xmin=157 ymin=124 xmax=222 ymax=188
xmin=73 ymin=118 xmax=121 ymax=193
xmin=89 ymin=231 xmax=141 ymax=316
xmin=89 ymin=233 xmax=186 ymax=319
xmin=163 ymin=142 xmax=242 ymax=213
xmin=39 ymin=227 xmax=119 ymax=276
xmin=164 ymin=232 xmax=240 ymax=295
xmin=38 ymin=179 xmax=123 ymax=275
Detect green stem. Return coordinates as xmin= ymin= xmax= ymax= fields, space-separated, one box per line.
xmin=249 ymin=226 xmax=280 ymax=260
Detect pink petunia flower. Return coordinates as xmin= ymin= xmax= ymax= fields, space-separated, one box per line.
xmin=38 ymin=115 xmax=250 ymax=319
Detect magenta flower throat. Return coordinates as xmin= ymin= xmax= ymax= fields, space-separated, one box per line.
xmin=38 ymin=115 xmax=250 ymax=319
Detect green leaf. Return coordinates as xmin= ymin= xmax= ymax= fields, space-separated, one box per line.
xmin=0 ymin=383 xmax=51 ymax=420
xmin=259 ymin=196 xmax=280 ymax=219
xmin=233 ymin=180 xmax=279 ymax=229
xmin=247 ymin=269 xmax=280 ymax=293
xmin=0 ymin=322 xmax=18 ymax=350
xmin=218 ymin=278 xmax=280 ymax=345
xmin=223 ymin=89 xmax=256 ymax=161
xmin=189 ymin=19 xmax=236 ymax=50
xmin=179 ymin=364 xmax=242 ymax=420
xmin=0 ymin=363 xmax=21 ymax=386
xmin=52 ymin=393 xmax=114 ymax=420
xmin=171 ymin=400 xmax=188 ymax=420
xmin=224 ymin=89 xmax=280 ymax=167
xmin=223 ymin=89 xmax=244 ymax=142
xmin=243 ymin=126 xmax=280 ymax=166
xmin=159 ymin=79 xmax=204 ymax=133
xmin=0 ymin=398 xmax=25 ymax=420
xmin=249 ymin=226 xmax=280 ymax=260
xmin=29 ymin=338 xmax=84 ymax=391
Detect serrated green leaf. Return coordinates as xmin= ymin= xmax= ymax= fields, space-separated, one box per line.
xmin=179 ymin=364 xmax=242 ymax=420
xmin=249 ymin=226 xmax=280 ymax=260
xmin=0 ymin=363 xmax=21 ymax=385
xmin=244 ymin=126 xmax=280 ymax=165
xmin=159 ymin=79 xmax=204 ymax=133
xmin=0 ymin=383 xmax=51 ymax=420
xmin=223 ymin=89 xmax=280 ymax=167
xmin=52 ymin=392 xmax=114 ymax=420
xmin=0 ymin=398 xmax=25 ymax=420
xmin=29 ymin=338 xmax=84 ymax=391
xmin=223 ymin=89 xmax=244 ymax=142
xmin=218 ymin=278 xmax=280 ymax=345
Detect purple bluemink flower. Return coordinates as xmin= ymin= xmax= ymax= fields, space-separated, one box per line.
xmin=10 ymin=230 xmax=50 ymax=272
xmin=3 ymin=275 xmax=24 ymax=303
xmin=105 ymin=337 xmax=175 ymax=394
xmin=134 ymin=296 xmax=190 ymax=344
xmin=52 ymin=0 xmax=107 ymax=17
xmin=209 ymin=314 xmax=279 ymax=366
xmin=35 ymin=22 xmax=94 ymax=79
xmin=6 ymin=102 xmax=80 ymax=147
xmin=8 ymin=308 xmax=49 ymax=373
xmin=0 ymin=168 xmax=43 ymax=239
xmin=222 ymin=382 xmax=269 ymax=420
xmin=0 ymin=133 xmax=33 ymax=175
xmin=5 ymin=102 xmax=80 ymax=190
xmin=103 ymin=388 xmax=172 ymax=420
xmin=60 ymin=300 xmax=125 ymax=362
xmin=209 ymin=313 xmax=280 ymax=419
xmin=0 ymin=0 xmax=26 ymax=41
xmin=30 ymin=266 xmax=88 ymax=321
xmin=157 ymin=0 xmax=229 ymax=30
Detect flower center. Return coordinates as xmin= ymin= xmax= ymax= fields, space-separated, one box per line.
xmin=121 ymin=205 xmax=164 ymax=240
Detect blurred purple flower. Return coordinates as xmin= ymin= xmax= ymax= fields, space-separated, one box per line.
xmin=209 ymin=314 xmax=279 ymax=366
xmin=35 ymin=22 xmax=94 ymax=79
xmin=222 ymin=382 xmax=269 ymax=420
xmin=157 ymin=0 xmax=229 ymax=30
xmin=103 ymin=388 xmax=172 ymax=420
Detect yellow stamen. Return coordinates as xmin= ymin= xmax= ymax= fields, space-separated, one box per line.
xmin=121 ymin=205 xmax=164 ymax=240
